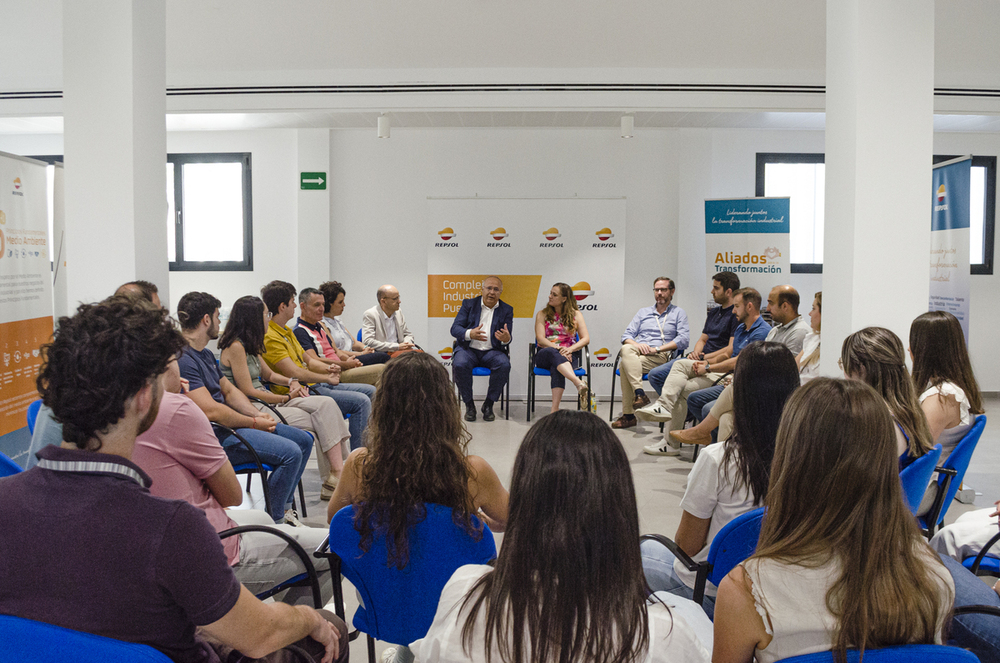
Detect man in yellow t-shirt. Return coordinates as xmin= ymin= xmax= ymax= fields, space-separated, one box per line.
xmin=261 ymin=280 xmax=375 ymax=453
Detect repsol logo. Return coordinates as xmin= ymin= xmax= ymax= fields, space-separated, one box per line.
xmin=539 ymin=242 xmax=564 ymax=248
xmin=592 ymin=243 xmax=616 ymax=248
xmin=486 ymin=242 xmax=511 ymax=248
xmin=591 ymin=361 xmax=615 ymax=368
xmin=578 ymin=304 xmax=599 ymax=311
xmin=435 ymin=242 xmax=459 ymax=247
xmin=934 ymin=205 xmax=948 ymax=212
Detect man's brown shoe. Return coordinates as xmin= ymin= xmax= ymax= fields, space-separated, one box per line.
xmin=632 ymin=393 xmax=651 ymax=409
xmin=612 ymin=414 xmax=637 ymax=429
xmin=669 ymin=428 xmax=713 ymax=446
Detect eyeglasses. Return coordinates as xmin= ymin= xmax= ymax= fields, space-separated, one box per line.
xmin=653 ymin=288 xmax=673 ymax=293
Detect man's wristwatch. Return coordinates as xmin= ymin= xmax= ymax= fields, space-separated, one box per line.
xmin=705 ymin=363 xmax=711 ymax=373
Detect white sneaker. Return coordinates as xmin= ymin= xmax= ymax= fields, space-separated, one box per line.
xmin=643 ymin=438 xmax=681 ymax=456
xmin=380 ymin=647 xmax=399 ymax=663
xmin=283 ymin=509 xmax=306 ymax=527
xmin=634 ymin=402 xmax=672 ymax=422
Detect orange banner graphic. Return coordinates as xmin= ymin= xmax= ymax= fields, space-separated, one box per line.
xmin=428 ymin=274 xmax=542 ymax=318
xmin=0 ymin=316 xmax=53 ymax=437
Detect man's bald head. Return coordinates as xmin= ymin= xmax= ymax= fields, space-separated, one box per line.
xmin=115 ymin=281 xmax=161 ymax=309
xmin=767 ymin=285 xmax=800 ymax=324
xmin=378 ymin=284 xmax=401 ymax=315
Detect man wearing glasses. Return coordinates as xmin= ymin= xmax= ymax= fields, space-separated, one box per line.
xmin=450 ymin=276 xmax=513 ymax=422
xmin=612 ymin=277 xmax=690 ymax=429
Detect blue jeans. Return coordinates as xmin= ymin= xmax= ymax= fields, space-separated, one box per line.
xmin=640 ymin=538 xmax=716 ymax=619
xmin=311 ymin=383 xmax=374 ymax=450
xmin=647 ymin=358 xmax=680 ymax=396
xmin=939 ymin=554 xmax=1000 ymax=662
xmin=687 ymin=385 xmax=724 ymax=424
xmin=220 ymin=423 xmax=314 ymax=522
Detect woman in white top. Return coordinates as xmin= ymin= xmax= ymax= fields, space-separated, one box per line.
xmin=318 ymin=280 xmax=391 ymax=366
xmin=909 ymin=310 xmax=984 ymax=462
xmin=641 ymin=342 xmax=800 ymax=619
xmin=795 ymin=291 xmax=821 ymax=384
xmin=413 ymin=410 xmax=712 ymax=663
xmin=713 ymin=378 xmax=955 ymax=663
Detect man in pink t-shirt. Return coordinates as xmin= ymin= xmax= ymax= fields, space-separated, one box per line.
xmin=132 ymin=361 xmax=332 ymax=606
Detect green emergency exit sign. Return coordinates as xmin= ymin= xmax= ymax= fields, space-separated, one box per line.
xmin=300 ymin=172 xmax=327 ymax=190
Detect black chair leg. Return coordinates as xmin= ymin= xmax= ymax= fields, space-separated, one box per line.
xmin=298 ymin=480 xmax=307 ymax=518
xmin=367 ymin=635 xmax=376 ymax=663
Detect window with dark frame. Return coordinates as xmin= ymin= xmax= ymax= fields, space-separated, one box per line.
xmin=755 ymin=152 xmax=996 ymax=275
xmin=168 ymin=152 xmax=253 ymax=272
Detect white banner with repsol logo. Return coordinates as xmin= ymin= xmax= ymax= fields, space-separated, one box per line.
xmin=427 ymin=198 xmax=625 ymax=400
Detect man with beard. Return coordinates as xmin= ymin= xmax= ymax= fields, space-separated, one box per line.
xmin=637 ymin=287 xmax=770 ymax=454
xmin=0 ymin=297 xmax=347 ymax=663
xmin=176 ymin=292 xmax=314 ymax=526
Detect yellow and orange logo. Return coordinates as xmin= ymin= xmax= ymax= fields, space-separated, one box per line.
xmin=490 ymin=227 xmax=508 ymax=241
xmin=594 ymin=347 xmax=611 ymax=361
xmin=595 ymin=227 xmax=614 ymax=241
xmin=937 ymin=184 xmax=946 ymax=203
xmin=542 ymin=227 xmax=561 ymax=241
xmin=571 ymin=281 xmax=595 ymax=301
xmin=438 ymin=227 xmax=457 ymax=241
xmin=12 ymin=177 xmax=20 ymax=190
xmin=438 ymin=346 xmax=454 ymax=360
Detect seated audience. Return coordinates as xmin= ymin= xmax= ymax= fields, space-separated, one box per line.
xmin=909 ymin=310 xmax=984 ymax=463
xmin=362 ymin=284 xmax=419 ymax=353
xmin=713 ymin=378 xmax=954 ymax=663
xmin=840 ymin=327 xmax=934 ymax=470
xmin=450 ymin=276 xmax=513 ymax=423
xmin=327 ymin=352 xmax=510 ymax=663
xmin=640 ymin=288 xmax=770 ymax=454
xmin=413 ymin=409 xmax=712 ymax=663
xmin=641 ymin=342 xmax=800 ymax=619
xmin=295 ymin=286 xmax=384 ymax=385
xmin=532 ymin=282 xmax=591 ymax=413
xmin=319 ymin=280 xmax=391 ymax=365
xmin=219 ymin=295 xmax=350 ymax=499
xmin=260 ymin=280 xmax=375 ymax=452
xmin=132 ymin=353 xmax=335 ymax=606
xmin=176 ymin=291 xmax=314 ymax=525
xmin=0 ymin=297 xmax=346 ymax=663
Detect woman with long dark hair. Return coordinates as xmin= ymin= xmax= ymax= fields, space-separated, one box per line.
xmin=909 ymin=310 xmax=984 ymax=461
xmin=219 ymin=295 xmax=350 ymax=496
xmin=533 ymin=283 xmax=590 ymax=413
xmin=327 ymin=352 xmax=509 ymax=663
xmin=641 ymin=341 xmax=800 ymax=619
xmin=413 ymin=410 xmax=711 ymax=663
xmin=713 ymin=378 xmax=954 ymax=663
xmin=840 ymin=327 xmax=934 ymax=468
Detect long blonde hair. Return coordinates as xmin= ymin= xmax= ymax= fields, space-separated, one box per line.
xmin=543 ymin=283 xmax=579 ymax=336
xmin=755 ymin=378 xmax=952 ymax=661
xmin=841 ymin=327 xmax=933 ymax=459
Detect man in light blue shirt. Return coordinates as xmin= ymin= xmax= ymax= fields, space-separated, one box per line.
xmin=612 ymin=277 xmax=690 ymax=429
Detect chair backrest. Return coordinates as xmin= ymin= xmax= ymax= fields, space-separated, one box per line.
xmin=357 ymin=329 xmax=362 ymax=342
xmin=328 ymin=502 xmax=497 ymax=646
xmin=26 ymin=399 xmax=42 ymax=435
xmin=899 ymin=444 xmax=943 ymax=514
xmin=0 ymin=451 xmax=22 ymax=478
xmin=0 ymin=614 xmax=173 ymax=663
xmin=775 ymin=644 xmax=979 ymax=663
xmin=706 ymin=506 xmax=766 ymax=587
xmin=933 ymin=414 xmax=987 ymax=526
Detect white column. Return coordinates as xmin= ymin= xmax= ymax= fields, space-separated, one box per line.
xmin=822 ymin=0 xmax=935 ymax=376
xmin=62 ymin=0 xmax=167 ymax=307
xmin=297 ymin=129 xmax=332 ymax=289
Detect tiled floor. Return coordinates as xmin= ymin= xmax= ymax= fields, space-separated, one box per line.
xmin=239 ymin=394 xmax=999 ymax=661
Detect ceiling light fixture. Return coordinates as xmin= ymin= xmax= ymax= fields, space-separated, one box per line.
xmin=378 ymin=114 xmax=390 ymax=139
xmin=621 ymin=115 xmax=634 ymax=139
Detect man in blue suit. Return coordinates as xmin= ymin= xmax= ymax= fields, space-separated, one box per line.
xmin=451 ymin=276 xmax=513 ymax=422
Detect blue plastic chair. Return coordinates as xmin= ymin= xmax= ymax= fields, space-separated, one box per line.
xmin=919 ymin=415 xmax=987 ymax=535
xmin=0 ymin=451 xmax=23 ymax=477
xmin=26 ymin=399 xmax=42 ymax=434
xmin=327 ymin=503 xmax=497 ymax=661
xmin=0 ymin=614 xmax=172 ymax=663
xmin=469 ymin=366 xmax=510 ymax=419
xmin=775 ymin=644 xmax=980 ymax=663
xmin=899 ymin=444 xmax=942 ymax=514
xmin=641 ymin=506 xmax=766 ymax=608
xmin=527 ymin=338 xmax=591 ymax=421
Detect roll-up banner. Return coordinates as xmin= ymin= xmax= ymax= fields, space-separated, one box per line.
xmin=930 ymin=157 xmax=972 ymax=342
xmin=0 ymin=151 xmax=53 ymax=466
xmin=427 ymin=198 xmax=626 ymax=400
xmin=705 ymin=197 xmax=791 ymax=302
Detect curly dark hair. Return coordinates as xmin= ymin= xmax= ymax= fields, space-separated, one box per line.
xmin=260 ymin=280 xmax=296 ymax=317
xmin=319 ymin=281 xmax=346 ymax=314
xmin=37 ymin=296 xmax=186 ymax=450
xmin=354 ymin=352 xmax=481 ymax=568
xmin=176 ymin=291 xmax=221 ymax=331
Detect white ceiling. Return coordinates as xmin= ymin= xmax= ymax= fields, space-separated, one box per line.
xmin=4 ymin=111 xmax=1000 ymax=135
